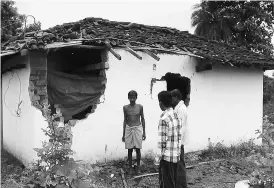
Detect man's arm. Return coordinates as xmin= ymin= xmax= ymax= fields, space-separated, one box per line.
xmin=175 ymin=108 xmax=184 ymax=138
xmin=179 ymin=106 xmax=188 ymax=143
xmin=158 ymin=119 xmax=168 ymax=156
xmin=122 ymin=106 xmax=127 ymax=142
xmin=140 ymin=105 xmax=146 ymax=140
xmin=151 ymin=77 xmax=165 ymax=82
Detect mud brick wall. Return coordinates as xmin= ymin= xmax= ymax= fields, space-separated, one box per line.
xmin=28 ymin=51 xmax=48 ymax=110
xmin=54 ymin=106 xmax=74 ymax=148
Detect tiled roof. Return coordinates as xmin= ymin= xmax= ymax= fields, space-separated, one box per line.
xmin=2 ymin=17 xmax=274 ymax=69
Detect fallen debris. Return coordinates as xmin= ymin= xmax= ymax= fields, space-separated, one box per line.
xmin=120 ymin=168 xmax=128 ymax=188
xmin=2 ymin=146 xmax=274 ymax=188
xmin=186 ymin=159 xmax=226 ymax=169
xmin=130 ymin=159 xmax=227 ymax=180
xmin=131 ymin=172 xmax=159 ymax=180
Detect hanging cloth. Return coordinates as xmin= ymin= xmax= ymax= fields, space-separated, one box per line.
xmin=47 ymin=69 xmax=106 ymax=121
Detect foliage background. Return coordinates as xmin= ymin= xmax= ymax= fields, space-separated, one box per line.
xmin=1 ymin=0 xmax=41 ymax=42
xmin=191 ymin=1 xmax=274 ymax=57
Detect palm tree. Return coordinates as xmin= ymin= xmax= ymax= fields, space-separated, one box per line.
xmin=191 ymin=2 xmax=235 ymax=42
xmin=190 ymin=1 xmax=274 ymax=56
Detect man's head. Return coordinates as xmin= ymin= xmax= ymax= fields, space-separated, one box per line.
xmin=171 ymin=89 xmax=183 ymax=107
xmin=158 ymin=91 xmax=173 ymax=111
xmin=128 ymin=90 xmax=138 ymax=104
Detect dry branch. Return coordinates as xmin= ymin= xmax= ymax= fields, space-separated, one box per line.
xmin=130 ymin=159 xmax=226 ymax=180
xmin=120 ymin=168 xmax=128 ymax=188
xmin=185 ymin=159 xmax=226 ymax=169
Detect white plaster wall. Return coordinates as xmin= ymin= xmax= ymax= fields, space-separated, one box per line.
xmin=185 ymin=63 xmax=263 ymax=152
xmin=2 ymin=56 xmax=47 ymax=166
xmin=71 ymin=50 xmax=263 ymax=163
xmin=2 ymin=50 xmax=263 ymax=165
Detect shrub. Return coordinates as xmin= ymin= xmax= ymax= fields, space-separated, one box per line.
xmin=26 ymin=104 xmax=91 ymax=188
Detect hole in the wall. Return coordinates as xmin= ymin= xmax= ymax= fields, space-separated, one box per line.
xmin=47 ymin=47 xmax=108 ymax=122
xmin=161 ymin=72 xmax=191 ymax=106
xmin=72 ymin=105 xmax=93 ymax=120
xmin=47 ymin=47 xmax=104 ymax=74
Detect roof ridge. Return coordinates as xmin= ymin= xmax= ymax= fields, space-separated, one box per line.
xmin=2 ymin=16 xmax=274 ymax=68
xmin=48 ymin=16 xmax=184 ymax=35
xmin=47 ymin=16 xmax=272 ymax=57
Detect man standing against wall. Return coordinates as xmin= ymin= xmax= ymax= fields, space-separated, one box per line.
xmin=156 ymin=91 xmax=182 ymax=188
xmin=171 ymin=89 xmax=188 ymax=188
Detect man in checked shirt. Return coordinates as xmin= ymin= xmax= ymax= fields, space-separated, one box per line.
xmin=156 ymin=91 xmax=182 ymax=188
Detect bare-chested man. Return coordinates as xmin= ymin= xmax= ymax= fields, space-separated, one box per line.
xmin=122 ymin=90 xmax=146 ymax=175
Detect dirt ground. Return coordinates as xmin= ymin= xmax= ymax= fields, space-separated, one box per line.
xmin=61 ymin=151 xmax=274 ymax=188
xmin=85 ymin=155 xmax=273 ymax=188
xmin=1 ymin=149 xmax=274 ymax=188
xmin=1 ymin=149 xmax=26 ymax=188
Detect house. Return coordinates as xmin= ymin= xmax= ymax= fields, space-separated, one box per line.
xmin=1 ymin=17 xmax=274 ymax=166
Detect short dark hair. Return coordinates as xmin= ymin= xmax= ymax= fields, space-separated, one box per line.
xmin=158 ymin=91 xmax=172 ymax=107
xmin=128 ymin=90 xmax=138 ymax=97
xmin=171 ymin=89 xmax=183 ymax=100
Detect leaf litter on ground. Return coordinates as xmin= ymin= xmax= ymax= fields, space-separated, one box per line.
xmin=2 ymin=144 xmax=274 ymax=188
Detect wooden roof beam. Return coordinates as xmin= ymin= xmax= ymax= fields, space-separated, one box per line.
xmin=142 ymin=49 xmax=160 ymax=61
xmin=125 ymin=45 xmax=142 ymax=60
xmin=104 ymin=40 xmax=121 ymax=60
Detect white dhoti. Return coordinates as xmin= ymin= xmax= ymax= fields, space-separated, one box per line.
xmin=125 ymin=125 xmax=143 ymax=149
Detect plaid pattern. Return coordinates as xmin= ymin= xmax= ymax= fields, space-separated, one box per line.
xmin=158 ymin=107 xmax=182 ymax=163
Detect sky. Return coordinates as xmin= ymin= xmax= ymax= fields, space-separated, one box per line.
xmin=15 ymin=0 xmax=199 ymax=32
xmin=14 ymin=0 xmax=274 ymax=76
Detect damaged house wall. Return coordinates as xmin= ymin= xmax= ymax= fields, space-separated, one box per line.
xmin=2 ymin=54 xmax=48 ymax=166
xmin=45 ymin=47 xmax=109 ymax=150
xmin=1 ymin=16 xmax=271 ymax=165
xmin=1 ymin=48 xmax=263 ymax=165
xmin=69 ymin=49 xmax=263 ymax=163
xmin=29 ymin=51 xmax=48 ymax=109
xmin=1 ymin=47 xmax=110 ymax=165
xmin=46 ymin=47 xmax=108 ymax=122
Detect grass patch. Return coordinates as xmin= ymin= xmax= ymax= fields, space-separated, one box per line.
xmin=198 ymin=139 xmax=268 ymax=161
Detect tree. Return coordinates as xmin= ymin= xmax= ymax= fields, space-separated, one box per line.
xmin=191 ymin=1 xmax=274 ymax=56
xmin=263 ymin=75 xmax=274 ymax=122
xmin=1 ymin=0 xmax=23 ymax=41
xmin=263 ymin=75 xmax=274 ymax=105
xmin=1 ymin=0 xmax=41 ymax=42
